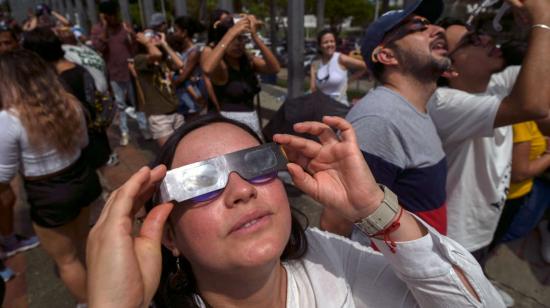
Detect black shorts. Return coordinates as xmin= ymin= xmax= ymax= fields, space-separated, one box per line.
xmin=24 ymin=155 xmax=102 ymax=228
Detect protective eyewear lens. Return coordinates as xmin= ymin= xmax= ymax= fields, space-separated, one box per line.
xmin=188 ymin=171 xmax=279 ymax=203
xmin=160 ymin=143 xmax=288 ymax=203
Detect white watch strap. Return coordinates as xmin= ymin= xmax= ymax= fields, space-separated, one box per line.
xmin=354 ymin=185 xmax=401 ymax=236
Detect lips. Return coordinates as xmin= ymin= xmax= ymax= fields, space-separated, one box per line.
xmin=430 ymin=38 xmax=448 ymax=53
xmin=229 ymin=210 xmax=272 ymax=235
xmin=488 ymin=46 xmax=502 ymax=58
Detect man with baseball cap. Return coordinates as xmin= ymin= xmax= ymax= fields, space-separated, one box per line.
xmin=322 ymin=0 xmax=451 ymax=237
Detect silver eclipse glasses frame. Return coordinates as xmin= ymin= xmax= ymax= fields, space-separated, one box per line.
xmin=159 ymin=143 xmax=289 ymax=204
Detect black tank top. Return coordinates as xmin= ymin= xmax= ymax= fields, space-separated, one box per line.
xmin=213 ymin=56 xmax=261 ymax=112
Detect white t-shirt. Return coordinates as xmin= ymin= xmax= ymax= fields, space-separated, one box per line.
xmin=428 ymin=66 xmax=520 ymax=251
xmin=195 ymin=223 xmax=503 ymax=307
xmin=0 ymin=109 xmax=87 ymax=182
xmin=62 ymin=44 xmax=108 ymax=93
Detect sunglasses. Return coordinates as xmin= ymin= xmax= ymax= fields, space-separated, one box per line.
xmin=448 ymin=31 xmax=484 ymax=57
xmin=159 ymin=143 xmax=289 ymax=204
xmin=372 ymin=17 xmax=431 ymax=63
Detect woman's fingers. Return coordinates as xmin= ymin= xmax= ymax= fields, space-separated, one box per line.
xmin=293 ymin=121 xmax=339 ymax=145
xmin=139 ymin=202 xmax=173 ymax=243
xmin=287 ymin=163 xmax=318 ymax=199
xmin=322 ymin=116 xmax=358 ymax=144
xmin=106 ymin=165 xmax=166 ymax=221
xmin=274 ymin=133 xmax=321 ymax=159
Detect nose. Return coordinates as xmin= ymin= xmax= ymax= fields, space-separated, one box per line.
xmin=479 ymin=34 xmax=493 ymax=46
xmin=223 ymin=172 xmax=257 ymax=208
xmin=429 ymin=24 xmax=446 ymax=37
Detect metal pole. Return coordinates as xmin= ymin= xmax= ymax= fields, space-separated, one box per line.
xmin=287 ymin=0 xmax=304 ymax=99
xmin=65 ymin=0 xmax=74 ymax=22
xmin=316 ymin=0 xmax=325 ymax=32
xmin=142 ymin=0 xmax=154 ymax=27
xmin=174 ymin=0 xmax=187 ymax=17
xmin=218 ymin=0 xmax=234 ymax=13
xmin=119 ymin=0 xmax=131 ymax=24
xmin=85 ymin=0 xmax=97 ymax=25
xmin=75 ymin=0 xmax=88 ymax=30
xmin=269 ymin=0 xmax=278 ymax=55
xmin=160 ymin=0 xmax=166 ymax=21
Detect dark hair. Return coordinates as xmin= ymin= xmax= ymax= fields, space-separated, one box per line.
xmin=22 ymin=27 xmax=64 ymax=62
xmin=316 ymin=29 xmax=337 ymax=47
xmin=148 ymin=114 xmax=308 ymax=308
xmin=174 ymin=16 xmax=205 ymax=38
xmin=0 ymin=26 xmax=17 ymax=41
xmin=207 ymin=9 xmax=232 ymax=45
xmin=98 ymin=0 xmax=119 ymax=16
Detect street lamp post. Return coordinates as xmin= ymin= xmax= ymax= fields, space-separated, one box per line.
xmin=86 ymin=0 xmax=97 ymax=25
xmin=218 ymin=0 xmax=234 ymax=13
xmin=118 ymin=0 xmax=131 ymax=24
xmin=174 ymin=0 xmax=187 ymax=17
xmin=287 ymin=0 xmax=305 ymax=99
xmin=142 ymin=0 xmax=154 ymax=27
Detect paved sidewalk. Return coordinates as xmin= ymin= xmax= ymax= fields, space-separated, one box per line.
xmin=2 ymin=84 xmax=550 ymax=307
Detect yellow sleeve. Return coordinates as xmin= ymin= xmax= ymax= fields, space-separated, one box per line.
xmin=512 ymin=121 xmax=536 ymax=144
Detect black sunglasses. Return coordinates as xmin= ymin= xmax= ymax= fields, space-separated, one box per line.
xmin=448 ymin=30 xmax=484 ymax=57
xmin=372 ymin=17 xmax=431 ymax=63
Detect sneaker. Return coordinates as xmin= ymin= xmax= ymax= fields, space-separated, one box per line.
xmin=120 ymin=133 xmax=129 ymax=146
xmin=1 ymin=235 xmax=40 ymax=259
xmin=125 ymin=107 xmax=138 ymax=120
xmin=106 ymin=153 xmax=119 ymax=166
xmin=539 ymin=220 xmax=550 ymax=263
xmin=0 ymin=266 xmax=15 ymax=282
xmin=141 ymin=129 xmax=153 ymax=140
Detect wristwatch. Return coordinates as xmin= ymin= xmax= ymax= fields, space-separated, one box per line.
xmin=354 ymin=184 xmax=401 ymax=236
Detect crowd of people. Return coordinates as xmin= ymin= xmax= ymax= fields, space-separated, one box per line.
xmin=0 ymin=0 xmax=549 ymax=307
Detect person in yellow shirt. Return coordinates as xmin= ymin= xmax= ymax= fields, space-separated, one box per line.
xmin=491 ymin=121 xmax=550 ymax=257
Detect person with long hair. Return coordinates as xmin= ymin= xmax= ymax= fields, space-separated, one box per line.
xmin=0 ymin=50 xmax=101 ymax=304
xmin=87 ymin=115 xmax=503 ymax=307
xmin=310 ymin=29 xmax=367 ymax=106
xmin=201 ymin=14 xmax=280 ymax=137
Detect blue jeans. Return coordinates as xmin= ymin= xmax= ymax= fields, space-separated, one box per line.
xmin=110 ymin=80 xmax=147 ymax=134
xmin=500 ymin=179 xmax=550 ymax=242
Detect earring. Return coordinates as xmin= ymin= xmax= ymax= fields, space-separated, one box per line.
xmin=169 ymin=256 xmax=187 ymax=291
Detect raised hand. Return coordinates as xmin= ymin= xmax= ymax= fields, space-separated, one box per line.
xmin=87 ymin=165 xmax=173 ymax=308
xmin=273 ymin=116 xmax=384 ymax=222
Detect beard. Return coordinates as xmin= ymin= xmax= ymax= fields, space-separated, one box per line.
xmin=394 ymin=47 xmax=452 ymax=82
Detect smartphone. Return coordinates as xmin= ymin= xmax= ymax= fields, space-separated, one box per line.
xmin=144 ymin=29 xmax=157 ymax=39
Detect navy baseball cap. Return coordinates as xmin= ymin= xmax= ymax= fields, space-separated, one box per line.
xmin=361 ymin=0 xmax=444 ymax=71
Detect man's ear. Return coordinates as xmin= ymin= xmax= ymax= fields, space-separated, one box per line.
xmin=376 ymin=47 xmax=399 ymax=66
xmin=162 ymin=220 xmax=181 ymax=257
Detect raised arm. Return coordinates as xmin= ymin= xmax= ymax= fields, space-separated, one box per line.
xmin=247 ymin=15 xmax=280 ymax=75
xmin=200 ymin=19 xmax=251 ymax=79
xmin=494 ymin=0 xmax=550 ymax=127
xmin=339 ymin=54 xmax=368 ymax=82
xmin=135 ymin=32 xmax=162 ymax=64
xmin=156 ymin=33 xmax=184 ymax=69
xmin=273 ymin=117 xmax=484 ymax=303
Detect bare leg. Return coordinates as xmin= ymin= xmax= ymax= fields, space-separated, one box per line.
xmin=33 ymin=207 xmax=89 ymax=303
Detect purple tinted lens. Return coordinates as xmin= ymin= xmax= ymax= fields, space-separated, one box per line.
xmin=190 ymin=189 xmax=223 ymax=203
xmin=248 ymin=171 xmax=278 ymax=184
xmin=187 ymin=172 xmax=278 ymax=204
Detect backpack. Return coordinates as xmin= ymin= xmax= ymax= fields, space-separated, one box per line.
xmin=83 ymin=71 xmax=116 ymax=132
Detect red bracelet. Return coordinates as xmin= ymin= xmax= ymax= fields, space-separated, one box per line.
xmin=372 ymin=207 xmax=404 ymax=254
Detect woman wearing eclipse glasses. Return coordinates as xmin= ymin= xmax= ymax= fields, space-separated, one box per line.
xmin=87 ymin=115 xmax=503 ymax=307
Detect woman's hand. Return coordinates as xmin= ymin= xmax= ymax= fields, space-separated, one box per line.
xmin=247 ymin=14 xmax=262 ymax=36
xmin=87 ymin=165 xmax=173 ymax=308
xmin=228 ymin=17 xmax=251 ymax=38
xmin=273 ymin=116 xmax=384 ymax=222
